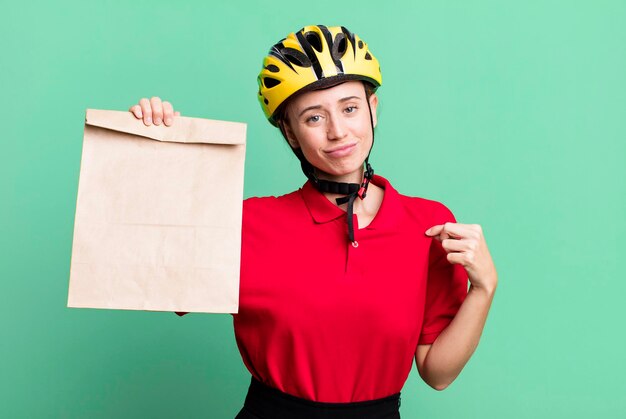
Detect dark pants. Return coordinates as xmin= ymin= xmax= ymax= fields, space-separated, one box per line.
xmin=235 ymin=376 xmax=401 ymax=419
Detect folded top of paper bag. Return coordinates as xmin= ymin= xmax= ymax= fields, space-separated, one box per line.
xmin=86 ymin=109 xmax=247 ymax=145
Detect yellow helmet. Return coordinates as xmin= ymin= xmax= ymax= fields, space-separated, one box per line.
xmin=258 ymin=25 xmax=382 ymax=126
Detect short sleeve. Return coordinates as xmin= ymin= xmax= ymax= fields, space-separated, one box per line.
xmin=418 ymin=205 xmax=469 ymax=345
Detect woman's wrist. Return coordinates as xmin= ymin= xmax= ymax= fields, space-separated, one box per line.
xmin=468 ymin=280 xmax=497 ymax=298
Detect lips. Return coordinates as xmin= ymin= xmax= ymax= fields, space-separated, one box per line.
xmin=324 ymin=143 xmax=357 ymax=157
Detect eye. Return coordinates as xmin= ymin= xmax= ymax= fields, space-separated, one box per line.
xmin=306 ymin=115 xmax=321 ymax=123
xmin=345 ymin=106 xmax=358 ymax=114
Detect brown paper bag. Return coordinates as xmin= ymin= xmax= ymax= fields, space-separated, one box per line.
xmin=67 ymin=109 xmax=246 ymax=313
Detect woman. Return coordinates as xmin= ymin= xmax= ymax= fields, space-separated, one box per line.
xmin=129 ymin=25 xmax=497 ymax=419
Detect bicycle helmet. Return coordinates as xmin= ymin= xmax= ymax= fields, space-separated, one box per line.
xmin=258 ymin=25 xmax=382 ymax=126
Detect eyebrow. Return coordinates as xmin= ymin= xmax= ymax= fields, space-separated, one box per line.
xmin=297 ymin=96 xmax=362 ymax=118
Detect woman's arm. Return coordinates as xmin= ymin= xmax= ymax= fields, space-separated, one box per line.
xmin=416 ymin=283 xmax=495 ymax=390
xmin=416 ymin=222 xmax=498 ymax=390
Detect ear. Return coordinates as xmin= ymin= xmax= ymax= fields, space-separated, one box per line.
xmin=368 ymin=93 xmax=379 ymax=128
xmin=280 ymin=119 xmax=300 ymax=149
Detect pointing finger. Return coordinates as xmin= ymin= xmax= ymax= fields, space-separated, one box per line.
xmin=424 ymin=224 xmax=452 ymax=241
xmin=425 ymin=222 xmax=466 ymax=241
xmin=425 ymin=224 xmax=444 ymax=236
xmin=426 ymin=222 xmax=481 ymax=241
xmin=442 ymin=222 xmax=482 ymax=240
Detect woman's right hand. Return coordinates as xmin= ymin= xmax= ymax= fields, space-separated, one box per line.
xmin=129 ymin=97 xmax=180 ymax=127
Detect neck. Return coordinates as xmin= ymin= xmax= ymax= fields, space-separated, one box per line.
xmin=310 ymin=166 xmax=374 ymax=210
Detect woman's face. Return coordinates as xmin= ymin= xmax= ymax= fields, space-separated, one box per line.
xmin=283 ymin=81 xmax=378 ymax=182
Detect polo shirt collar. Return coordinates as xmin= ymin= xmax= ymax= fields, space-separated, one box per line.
xmin=299 ymin=174 xmax=403 ymax=230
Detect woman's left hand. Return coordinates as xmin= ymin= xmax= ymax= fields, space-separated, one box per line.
xmin=425 ymin=223 xmax=498 ymax=293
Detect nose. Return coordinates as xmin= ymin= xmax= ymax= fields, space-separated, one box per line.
xmin=326 ymin=114 xmax=347 ymax=140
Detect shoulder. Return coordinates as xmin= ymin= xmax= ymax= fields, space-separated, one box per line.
xmin=241 ymin=189 xmax=310 ymax=238
xmin=397 ymin=192 xmax=458 ymax=226
xmin=244 ymin=189 xmax=301 ymax=208
xmin=377 ymin=175 xmax=459 ymax=226
xmin=243 ymin=189 xmax=305 ymax=220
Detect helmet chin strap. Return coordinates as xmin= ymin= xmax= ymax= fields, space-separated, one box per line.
xmin=280 ymin=97 xmax=376 ymax=246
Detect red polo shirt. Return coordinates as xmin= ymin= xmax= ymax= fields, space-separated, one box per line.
xmin=231 ymin=175 xmax=468 ymax=402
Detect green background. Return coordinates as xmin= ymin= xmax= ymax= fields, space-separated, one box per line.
xmin=2 ymin=0 xmax=625 ymax=417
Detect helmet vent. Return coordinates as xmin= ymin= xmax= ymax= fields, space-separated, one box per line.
xmin=282 ymin=48 xmax=312 ymax=67
xmin=358 ymin=40 xmax=364 ymax=49
xmin=266 ymin=64 xmax=280 ymax=73
xmin=365 ymin=52 xmax=372 ymax=60
xmin=305 ymin=31 xmax=323 ymax=52
xmin=263 ymin=77 xmax=281 ymax=88
xmin=332 ymin=33 xmax=347 ymax=60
